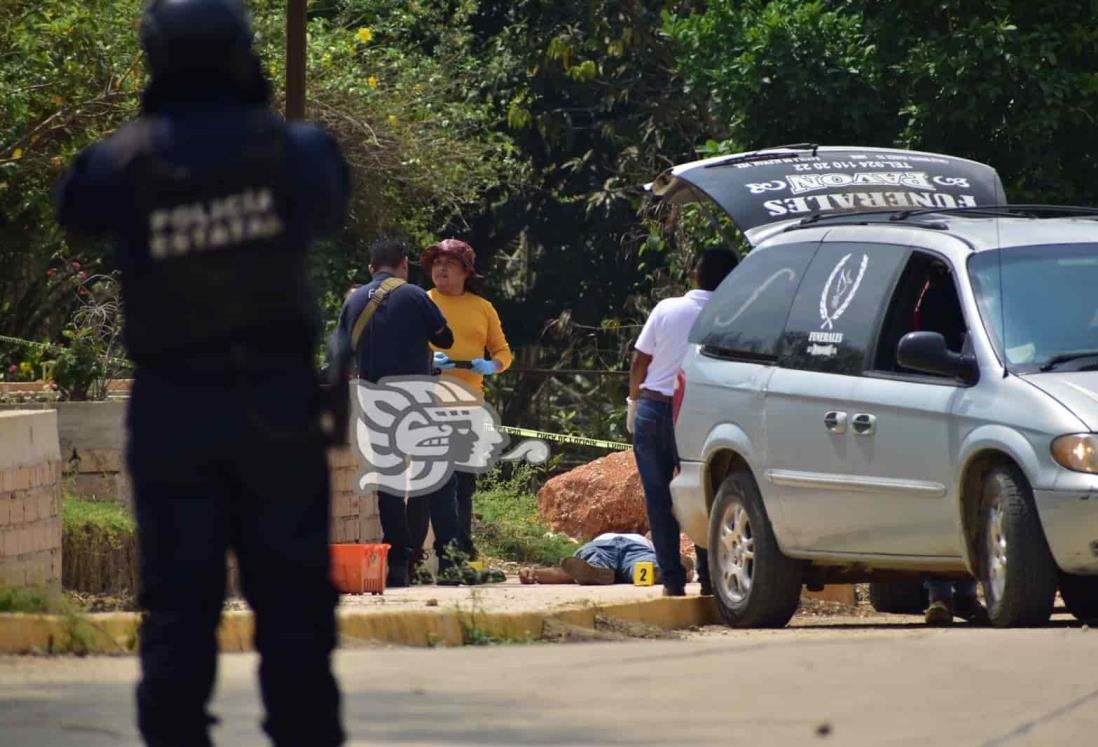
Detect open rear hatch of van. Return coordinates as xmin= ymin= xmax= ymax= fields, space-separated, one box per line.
xmin=649 ymin=145 xmax=1007 ymax=246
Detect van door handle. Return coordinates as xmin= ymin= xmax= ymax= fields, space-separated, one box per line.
xmin=851 ymin=413 xmax=877 ymax=435
xmin=824 ymin=411 xmax=847 ymax=434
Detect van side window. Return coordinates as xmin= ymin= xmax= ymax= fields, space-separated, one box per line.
xmin=874 ymin=252 xmax=967 ymax=374
xmin=779 ymin=242 xmax=908 ymax=376
xmin=689 ymin=242 xmax=817 ymax=363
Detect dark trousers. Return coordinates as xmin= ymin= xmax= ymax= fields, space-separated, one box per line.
xmin=455 ymin=471 xmax=477 ymax=557
xmin=127 ymin=368 xmax=342 ymax=747
xmin=633 ymin=398 xmax=710 ymax=591
xmin=409 ymin=471 xmax=476 ymax=560
xmin=380 ymin=474 xmax=459 ymax=571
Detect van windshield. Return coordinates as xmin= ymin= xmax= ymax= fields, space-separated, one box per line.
xmin=969 ymin=243 xmax=1098 ymax=373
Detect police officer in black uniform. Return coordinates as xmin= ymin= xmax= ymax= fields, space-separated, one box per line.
xmin=55 ymin=1 xmax=348 ymax=745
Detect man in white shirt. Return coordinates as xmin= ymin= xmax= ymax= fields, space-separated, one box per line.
xmin=628 ymin=249 xmax=739 ymax=596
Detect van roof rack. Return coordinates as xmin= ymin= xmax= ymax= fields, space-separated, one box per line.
xmin=793 ymin=204 xmax=1098 ymax=228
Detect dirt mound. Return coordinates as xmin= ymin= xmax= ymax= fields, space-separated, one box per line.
xmin=536 ymin=450 xmax=647 ymax=540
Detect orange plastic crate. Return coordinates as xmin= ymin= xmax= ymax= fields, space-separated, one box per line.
xmin=330 ymin=543 xmax=390 ymax=595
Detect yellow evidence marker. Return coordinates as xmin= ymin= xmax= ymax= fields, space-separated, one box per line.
xmin=633 ymin=561 xmax=655 ymax=586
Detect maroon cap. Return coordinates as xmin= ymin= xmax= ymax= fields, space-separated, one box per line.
xmin=421 ymin=238 xmax=483 ymax=279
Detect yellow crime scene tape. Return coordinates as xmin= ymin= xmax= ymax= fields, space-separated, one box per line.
xmin=1 ymin=334 xmax=630 ymax=451
xmin=0 ymin=334 xmax=130 ymax=366
xmin=0 ymin=334 xmax=53 ymax=350
xmin=489 ymin=423 xmax=631 ymax=451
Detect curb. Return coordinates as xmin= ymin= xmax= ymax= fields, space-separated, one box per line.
xmin=0 ymin=596 xmax=722 ymax=654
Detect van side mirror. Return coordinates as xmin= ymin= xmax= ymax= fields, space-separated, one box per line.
xmin=897 ymin=332 xmax=979 ymax=384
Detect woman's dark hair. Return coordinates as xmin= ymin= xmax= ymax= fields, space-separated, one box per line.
xmin=696 ymin=248 xmax=740 ymax=291
xmin=462 ymin=274 xmax=485 ymax=296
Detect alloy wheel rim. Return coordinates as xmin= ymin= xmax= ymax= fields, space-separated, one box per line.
xmin=986 ymin=493 xmax=1008 ymax=603
xmin=717 ymin=500 xmax=755 ymax=604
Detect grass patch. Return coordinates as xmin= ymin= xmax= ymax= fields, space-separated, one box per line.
xmin=473 ymin=465 xmax=579 ymax=566
xmin=0 ymin=585 xmax=73 ymax=614
xmin=62 ymin=495 xmax=135 ymax=539
xmin=62 ymin=495 xmax=139 ymax=596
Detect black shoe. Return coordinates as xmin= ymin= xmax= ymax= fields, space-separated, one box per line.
xmin=663 ymin=585 xmax=686 ymax=597
xmin=953 ymin=595 xmax=990 ymax=625
xmin=479 ymin=569 xmax=507 ymax=584
xmin=386 ymin=561 xmax=410 ymax=589
xmin=699 ymin=581 xmax=713 ymax=596
xmin=436 ymin=565 xmax=481 ymax=586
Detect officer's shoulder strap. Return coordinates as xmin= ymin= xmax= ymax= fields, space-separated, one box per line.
xmin=350 ymin=277 xmax=406 ymax=351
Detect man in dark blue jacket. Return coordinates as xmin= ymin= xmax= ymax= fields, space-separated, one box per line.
xmin=334 ymin=237 xmax=460 ymax=587
xmin=56 ymin=1 xmax=347 ymax=744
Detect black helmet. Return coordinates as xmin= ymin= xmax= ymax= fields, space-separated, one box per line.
xmin=140 ymin=0 xmax=254 ymax=80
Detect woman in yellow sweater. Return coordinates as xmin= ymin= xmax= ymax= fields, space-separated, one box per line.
xmin=421 ymin=238 xmax=513 ymax=559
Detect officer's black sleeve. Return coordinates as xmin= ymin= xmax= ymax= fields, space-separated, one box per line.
xmin=416 ymin=288 xmax=453 ymax=349
xmin=55 ymin=143 xmax=122 ymax=237
xmin=431 ymin=324 xmax=454 ymax=349
xmin=289 ymin=123 xmax=350 ymax=239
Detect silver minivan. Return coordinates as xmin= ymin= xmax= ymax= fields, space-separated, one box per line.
xmin=652 ymin=145 xmax=1098 ymax=628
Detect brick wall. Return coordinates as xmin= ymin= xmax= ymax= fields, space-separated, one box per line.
xmin=329 ymin=446 xmax=380 ymax=543
xmin=0 ymin=401 xmax=130 ymax=507
xmin=0 ymin=411 xmax=63 ymax=591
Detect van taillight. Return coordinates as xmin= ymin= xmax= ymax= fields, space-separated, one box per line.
xmin=672 ymin=370 xmax=686 ymax=425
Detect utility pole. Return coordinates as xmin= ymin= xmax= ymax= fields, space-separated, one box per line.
xmin=285 ymin=0 xmax=306 ymax=120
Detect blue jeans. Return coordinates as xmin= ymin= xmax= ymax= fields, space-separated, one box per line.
xmin=633 ymin=398 xmax=709 ymax=590
xmin=576 ymin=535 xmax=657 ymax=583
xmin=926 ymin=579 xmax=978 ymax=603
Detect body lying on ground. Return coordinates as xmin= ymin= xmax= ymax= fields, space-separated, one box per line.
xmin=520 ymin=533 xmax=694 ymax=585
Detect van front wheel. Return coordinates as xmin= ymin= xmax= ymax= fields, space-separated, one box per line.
xmin=708 ymin=471 xmax=802 ymax=628
xmin=979 ymin=464 xmax=1057 ymax=627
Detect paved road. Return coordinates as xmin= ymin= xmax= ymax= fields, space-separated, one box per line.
xmin=2 ymin=614 xmax=1096 ymax=746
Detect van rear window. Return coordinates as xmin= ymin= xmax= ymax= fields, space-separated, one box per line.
xmin=690 ymin=242 xmax=817 ymax=361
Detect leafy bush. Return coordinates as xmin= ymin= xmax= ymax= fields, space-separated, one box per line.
xmin=62 ymin=495 xmax=138 ymax=596
xmin=62 ymin=495 xmax=135 ymax=538
xmin=665 ymin=0 xmax=1098 ymax=205
xmin=473 ymin=464 xmax=579 ymax=565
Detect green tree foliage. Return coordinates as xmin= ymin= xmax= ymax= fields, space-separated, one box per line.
xmin=666 ymin=0 xmax=1098 ymax=203
xmin=1 ymin=0 xmax=521 ymax=349
xmin=465 ymin=0 xmax=710 ymax=343
xmin=0 ymin=0 xmax=143 ymax=346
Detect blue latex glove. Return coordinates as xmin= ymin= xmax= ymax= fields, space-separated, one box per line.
xmin=433 ymin=352 xmax=456 ymax=370
xmin=471 ymin=357 xmax=498 ymax=376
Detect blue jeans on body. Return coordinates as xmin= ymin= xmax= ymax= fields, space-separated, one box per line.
xmin=633 ymin=398 xmax=709 ymax=591
xmin=576 ymin=535 xmax=657 ymax=583
xmin=926 ymin=579 xmax=978 ymax=603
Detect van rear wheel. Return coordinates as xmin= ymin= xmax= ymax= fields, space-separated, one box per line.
xmin=978 ymin=464 xmax=1057 ymax=627
xmin=708 ymin=471 xmax=803 ymax=628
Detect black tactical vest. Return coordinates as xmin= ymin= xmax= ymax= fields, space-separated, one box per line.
xmin=120 ymin=114 xmax=316 ymax=368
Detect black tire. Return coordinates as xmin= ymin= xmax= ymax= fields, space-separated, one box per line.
xmin=707 ymin=471 xmax=803 ymax=628
xmin=978 ymin=464 xmax=1058 ymax=627
xmin=868 ymin=580 xmax=929 ymax=614
xmin=1060 ymin=573 xmax=1098 ymax=623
